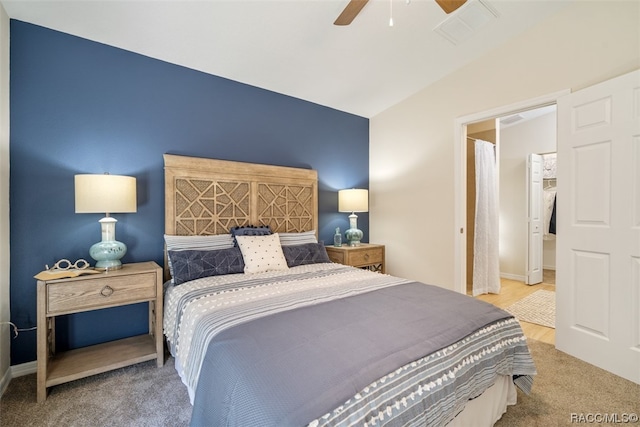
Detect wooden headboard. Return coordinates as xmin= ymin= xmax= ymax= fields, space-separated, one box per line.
xmin=164 ymin=154 xmax=318 ymax=237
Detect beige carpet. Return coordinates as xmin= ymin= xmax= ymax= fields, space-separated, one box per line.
xmin=0 ymin=354 xmax=191 ymax=427
xmin=2 ymin=341 xmax=638 ymax=426
xmin=506 ymin=289 xmax=555 ymax=328
xmin=495 ymin=339 xmax=640 ymax=426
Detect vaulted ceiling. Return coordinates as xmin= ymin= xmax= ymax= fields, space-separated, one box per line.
xmin=1 ymin=0 xmax=573 ymax=118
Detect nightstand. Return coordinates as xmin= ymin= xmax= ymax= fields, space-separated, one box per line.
xmin=36 ymin=261 xmax=164 ymax=403
xmin=325 ymin=243 xmax=385 ymax=273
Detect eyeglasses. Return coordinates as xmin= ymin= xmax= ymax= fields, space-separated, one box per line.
xmin=46 ymin=259 xmax=90 ymax=271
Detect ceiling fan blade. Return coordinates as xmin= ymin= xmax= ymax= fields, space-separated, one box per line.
xmin=435 ymin=0 xmax=467 ymax=14
xmin=334 ymin=0 xmax=370 ymax=26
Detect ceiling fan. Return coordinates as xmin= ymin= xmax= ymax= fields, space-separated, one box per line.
xmin=334 ymin=0 xmax=467 ymax=25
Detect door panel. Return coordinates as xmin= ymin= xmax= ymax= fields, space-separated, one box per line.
xmin=557 ymin=70 xmax=640 ymax=384
xmin=573 ymin=250 xmax=609 ymax=337
xmin=526 ymin=153 xmax=543 ymax=285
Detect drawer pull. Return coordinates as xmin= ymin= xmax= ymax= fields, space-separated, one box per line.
xmin=364 ymin=253 xmax=370 ymax=261
xmin=100 ymin=285 xmax=114 ymax=297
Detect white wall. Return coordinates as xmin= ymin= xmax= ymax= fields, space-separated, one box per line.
xmin=370 ymin=0 xmax=640 ymax=290
xmin=0 ymin=2 xmax=11 ymax=395
xmin=499 ymin=111 xmax=557 ymax=280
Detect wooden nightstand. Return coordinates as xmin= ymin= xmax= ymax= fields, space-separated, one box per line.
xmin=36 ymin=261 xmax=164 ymax=403
xmin=325 ymin=243 xmax=385 ymax=274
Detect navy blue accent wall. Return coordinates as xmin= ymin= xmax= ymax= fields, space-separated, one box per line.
xmin=10 ymin=21 xmax=369 ymax=364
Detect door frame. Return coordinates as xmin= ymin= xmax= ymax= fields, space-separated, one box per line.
xmin=453 ymin=89 xmax=569 ymax=294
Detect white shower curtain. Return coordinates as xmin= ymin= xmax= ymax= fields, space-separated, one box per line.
xmin=473 ymin=139 xmax=501 ymax=296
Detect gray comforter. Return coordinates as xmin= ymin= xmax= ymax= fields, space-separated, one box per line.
xmin=184 ymin=270 xmax=535 ymax=426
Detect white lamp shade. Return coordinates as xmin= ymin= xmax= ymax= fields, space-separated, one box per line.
xmin=75 ymin=174 xmax=137 ymax=214
xmin=338 ymin=189 xmax=368 ymax=213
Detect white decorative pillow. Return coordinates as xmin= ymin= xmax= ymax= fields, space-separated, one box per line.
xmin=278 ymin=230 xmax=318 ymax=246
xmin=235 ymin=233 xmax=289 ymax=274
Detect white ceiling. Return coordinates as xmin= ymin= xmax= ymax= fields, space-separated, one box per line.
xmin=1 ymin=0 xmax=573 ymax=118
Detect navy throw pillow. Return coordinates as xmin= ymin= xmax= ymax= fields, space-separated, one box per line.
xmin=168 ymin=247 xmax=245 ymax=285
xmin=281 ymin=242 xmax=331 ymax=268
xmin=231 ymin=225 xmax=272 ymax=246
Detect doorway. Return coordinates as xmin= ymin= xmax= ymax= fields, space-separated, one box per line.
xmin=465 ymin=105 xmax=558 ymax=344
xmin=465 ymin=106 xmax=557 ymax=294
xmin=454 ymin=90 xmax=568 ymax=295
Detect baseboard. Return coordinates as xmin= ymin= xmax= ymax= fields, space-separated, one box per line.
xmin=500 ymin=272 xmax=526 ymax=282
xmin=0 ymin=365 xmax=10 ymax=398
xmin=11 ymin=360 xmax=36 ymax=377
xmin=0 ymin=361 xmax=36 ymax=398
xmin=543 ymin=265 xmax=556 ymax=271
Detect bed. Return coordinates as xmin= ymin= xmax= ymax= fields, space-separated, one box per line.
xmin=162 ymin=154 xmax=536 ymax=427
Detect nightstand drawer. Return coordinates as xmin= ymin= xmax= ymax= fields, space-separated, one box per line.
xmin=47 ymin=272 xmax=156 ymax=315
xmin=325 ymin=243 xmax=386 ymax=274
xmin=349 ymin=247 xmax=383 ymax=266
xmin=327 ymin=251 xmax=345 ymax=264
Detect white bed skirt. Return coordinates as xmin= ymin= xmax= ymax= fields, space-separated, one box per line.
xmin=448 ymin=375 xmax=517 ymax=427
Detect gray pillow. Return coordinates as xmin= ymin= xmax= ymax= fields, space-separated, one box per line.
xmin=281 ymin=242 xmax=331 ymax=268
xmin=278 ymin=230 xmax=318 ymax=246
xmin=168 ymin=247 xmax=245 ymax=285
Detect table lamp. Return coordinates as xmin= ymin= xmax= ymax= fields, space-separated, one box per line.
xmin=75 ymin=173 xmax=137 ymax=270
xmin=338 ymin=188 xmax=368 ymax=246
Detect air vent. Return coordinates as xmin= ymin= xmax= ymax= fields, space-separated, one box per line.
xmin=501 ymin=114 xmax=524 ymax=125
xmin=434 ymin=0 xmax=499 ymax=45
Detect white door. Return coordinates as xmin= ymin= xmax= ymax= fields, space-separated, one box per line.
xmin=526 ymin=153 xmax=543 ymax=285
xmin=556 ymin=69 xmax=640 ymax=384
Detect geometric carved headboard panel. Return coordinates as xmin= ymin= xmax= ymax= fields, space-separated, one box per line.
xmin=164 ymin=154 xmax=318 ymax=237
xmin=257 ymin=182 xmax=316 ymax=232
xmin=174 ymin=178 xmax=250 ymax=235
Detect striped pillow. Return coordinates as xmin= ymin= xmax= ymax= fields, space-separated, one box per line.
xmin=164 ymin=234 xmax=235 ymax=251
xmin=278 ymin=230 xmax=318 ymax=246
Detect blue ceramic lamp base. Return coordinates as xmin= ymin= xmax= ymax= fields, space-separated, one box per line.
xmin=89 ymin=216 xmax=127 ymax=270
xmin=90 ymin=240 xmax=127 ymax=270
xmin=345 ymin=213 xmax=363 ymax=246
